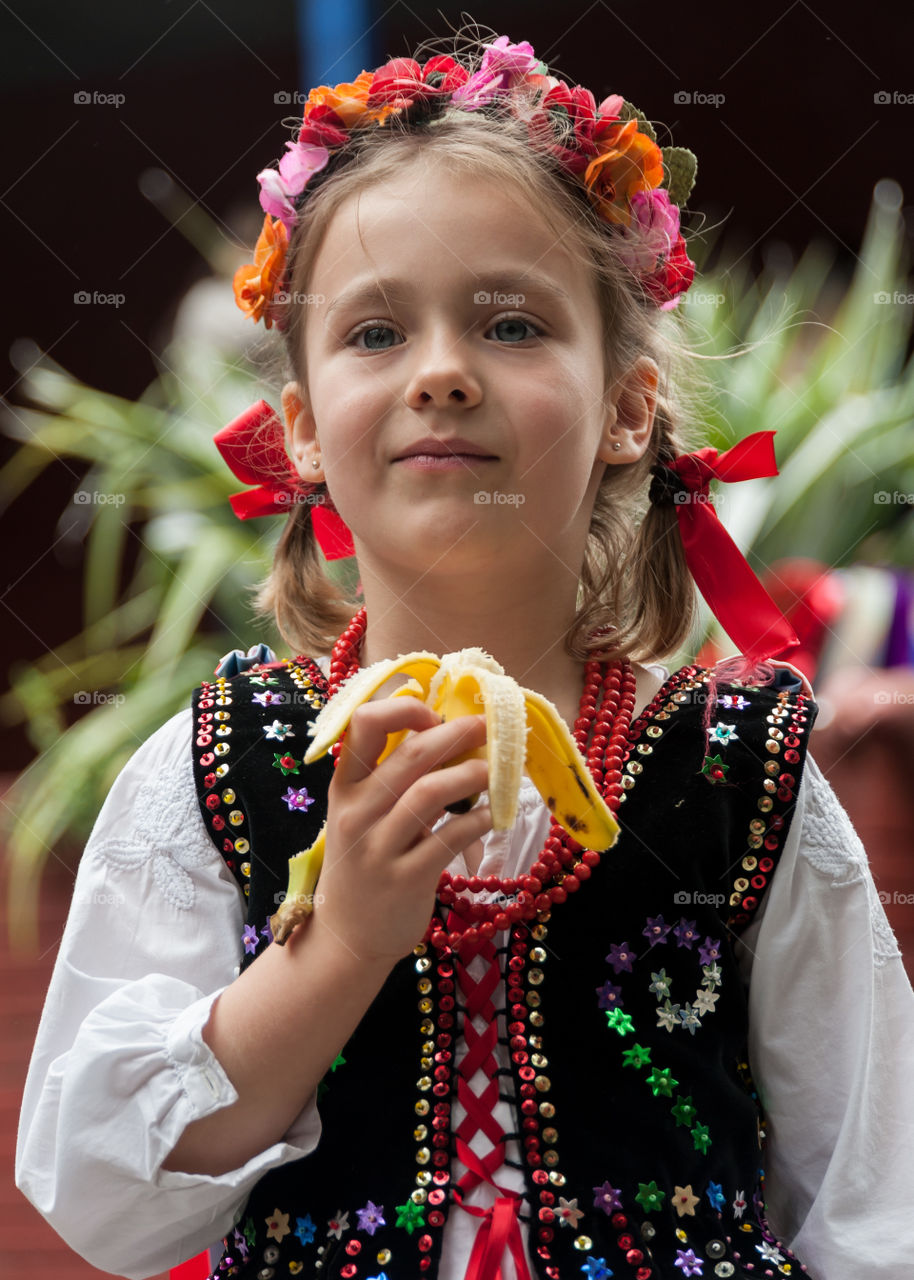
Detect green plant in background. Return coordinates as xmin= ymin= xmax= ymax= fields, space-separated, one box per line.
xmin=1 ymin=179 xmax=912 ymax=949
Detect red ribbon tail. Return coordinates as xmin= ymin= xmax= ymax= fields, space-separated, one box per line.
xmin=312 ymin=505 xmax=356 ymax=559
xmin=676 ymin=503 xmax=799 ymax=664
xmin=462 ymin=1197 xmax=532 ymax=1280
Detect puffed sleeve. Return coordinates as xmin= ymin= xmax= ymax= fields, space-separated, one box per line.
xmin=738 ymin=755 xmax=914 ymax=1279
xmin=15 ymin=706 xmax=322 ymax=1279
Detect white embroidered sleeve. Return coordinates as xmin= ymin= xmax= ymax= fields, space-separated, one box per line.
xmin=15 ymin=706 xmax=322 ymax=1279
xmin=741 ymin=755 xmax=914 ymax=1279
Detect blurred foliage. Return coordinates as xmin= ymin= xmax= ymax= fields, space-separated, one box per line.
xmin=2 ymin=180 xmax=913 ymax=947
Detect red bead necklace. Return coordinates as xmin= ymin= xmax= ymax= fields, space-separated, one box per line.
xmin=326 ymin=607 xmax=637 ymax=952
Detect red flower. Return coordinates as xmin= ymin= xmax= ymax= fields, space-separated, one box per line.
xmin=367 ymin=55 xmax=468 ymax=111
xmin=641 ymin=233 xmax=696 ymax=309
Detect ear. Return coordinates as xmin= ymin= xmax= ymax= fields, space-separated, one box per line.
xmin=597 ymin=357 xmax=660 ymax=465
xmin=281 ymin=381 xmax=322 ymax=480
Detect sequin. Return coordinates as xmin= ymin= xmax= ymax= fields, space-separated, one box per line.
xmin=296 ymin=1213 xmax=318 ymax=1244
xmin=714 ymin=1265 xmax=735 ymax=1278
xmin=635 ymin=1180 xmax=665 ymax=1212
xmin=264 ymin=1209 xmax=291 ymax=1242
xmin=673 ymin=1184 xmax=700 ymax=1217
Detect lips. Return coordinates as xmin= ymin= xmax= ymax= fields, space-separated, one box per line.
xmin=393 ymin=436 xmax=498 ymax=461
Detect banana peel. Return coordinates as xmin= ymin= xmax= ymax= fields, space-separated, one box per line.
xmin=268 ymin=648 xmax=620 ymax=944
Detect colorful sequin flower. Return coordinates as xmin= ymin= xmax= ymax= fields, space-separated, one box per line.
xmin=263 ymin=719 xmax=294 ymax=740
xmin=282 ymin=786 xmax=315 ymax=812
xmin=265 ymin=1208 xmax=291 ymax=1242
xmin=674 ymin=1248 xmax=704 ymax=1275
xmin=326 ymin=1210 xmax=349 ymax=1239
xmin=593 ymin=1181 xmax=623 ymax=1214
xmin=356 ymin=1201 xmax=385 ymax=1235
xmin=673 ymin=918 xmax=699 ymax=949
xmin=643 ymin=913 xmax=672 ymax=946
xmin=294 ymin=1215 xmax=316 ymax=1245
xmin=672 ymin=1185 xmax=700 ymax=1217
xmin=242 ymin=924 xmax=260 ymax=955
xmin=596 ymin=979 xmax=624 ymax=1010
xmin=709 ymin=721 xmax=739 ymax=745
xmin=605 ymin=941 xmax=635 ymax=973
xmin=556 ymin=1197 xmax=585 ymax=1228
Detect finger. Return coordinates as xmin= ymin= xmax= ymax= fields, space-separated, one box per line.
xmin=332 ymin=696 xmax=444 ymax=787
xmin=350 ymin=715 xmax=489 ymax=834
xmin=379 ymin=754 xmax=491 ymax=851
xmin=409 ymin=801 xmax=494 ymax=875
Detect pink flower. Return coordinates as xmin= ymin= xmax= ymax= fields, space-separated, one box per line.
xmin=451 ymin=36 xmax=540 ymax=109
xmin=257 ymin=140 xmax=329 ymax=231
xmin=616 ymin=188 xmax=681 ymax=274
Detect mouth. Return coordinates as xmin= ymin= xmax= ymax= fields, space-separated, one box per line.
xmin=393 ymin=438 xmax=499 ymax=463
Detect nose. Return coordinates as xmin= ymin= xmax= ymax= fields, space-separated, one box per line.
xmin=403 ymin=328 xmax=483 ymax=410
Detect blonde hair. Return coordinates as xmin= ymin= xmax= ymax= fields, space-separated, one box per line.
xmin=252 ymin=31 xmax=709 ymax=664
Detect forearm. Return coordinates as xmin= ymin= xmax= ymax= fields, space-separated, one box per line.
xmin=162 ymin=917 xmax=391 ymax=1175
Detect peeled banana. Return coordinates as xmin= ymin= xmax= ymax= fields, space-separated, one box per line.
xmin=268 ymin=648 xmax=620 ymax=944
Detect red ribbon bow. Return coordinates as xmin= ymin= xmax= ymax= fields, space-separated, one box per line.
xmin=213 ymin=401 xmax=355 ymax=560
xmin=662 ymin=431 xmax=799 ymax=663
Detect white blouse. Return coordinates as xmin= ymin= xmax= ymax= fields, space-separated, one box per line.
xmin=15 ymin=658 xmax=914 ymax=1280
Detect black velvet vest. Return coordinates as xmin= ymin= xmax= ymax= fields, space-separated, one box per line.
xmin=189 ymin=657 xmax=817 ymax=1280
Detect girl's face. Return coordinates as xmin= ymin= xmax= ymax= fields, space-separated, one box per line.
xmin=286 ymin=157 xmax=652 ymax=580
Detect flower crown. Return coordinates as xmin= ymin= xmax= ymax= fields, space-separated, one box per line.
xmin=233 ymin=36 xmax=698 ymax=329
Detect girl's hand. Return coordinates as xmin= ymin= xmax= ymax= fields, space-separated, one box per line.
xmin=309 ymin=697 xmax=493 ymax=965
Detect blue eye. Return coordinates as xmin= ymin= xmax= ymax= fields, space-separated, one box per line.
xmin=489 ymin=315 xmax=540 ymax=343
xmin=351 ymin=324 xmax=401 ymax=350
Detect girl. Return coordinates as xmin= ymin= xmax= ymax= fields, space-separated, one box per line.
xmin=16 ymin=28 xmax=914 ymax=1280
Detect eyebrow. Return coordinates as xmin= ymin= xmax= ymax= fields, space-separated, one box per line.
xmin=324 ymin=272 xmax=571 ymax=319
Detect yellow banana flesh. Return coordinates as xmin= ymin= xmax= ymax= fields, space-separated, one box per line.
xmin=269 ymin=826 xmax=326 ymax=944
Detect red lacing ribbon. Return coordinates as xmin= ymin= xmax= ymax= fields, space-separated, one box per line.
xmin=447 ymin=910 xmax=533 ymax=1280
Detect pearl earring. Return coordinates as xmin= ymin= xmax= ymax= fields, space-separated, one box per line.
xmin=311 ymin=458 xmax=321 ymax=469
xmin=612 ymin=441 xmax=622 ymax=451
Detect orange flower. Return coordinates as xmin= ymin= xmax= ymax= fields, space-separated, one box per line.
xmin=233 ymin=214 xmax=289 ymax=327
xmin=305 ymin=70 xmax=396 ymax=129
xmin=583 ymin=120 xmax=664 ymax=226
